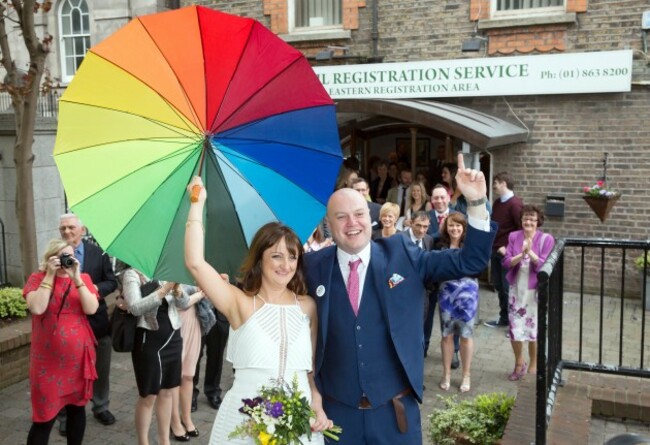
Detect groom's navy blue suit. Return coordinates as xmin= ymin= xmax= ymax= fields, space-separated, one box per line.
xmin=304 ymin=222 xmax=496 ymax=445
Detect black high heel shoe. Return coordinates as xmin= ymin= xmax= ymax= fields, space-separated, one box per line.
xmin=170 ymin=426 xmax=190 ymax=442
xmin=181 ymin=420 xmax=199 ymax=438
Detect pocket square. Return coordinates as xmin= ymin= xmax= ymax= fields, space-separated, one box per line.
xmin=388 ymin=273 xmax=405 ymax=289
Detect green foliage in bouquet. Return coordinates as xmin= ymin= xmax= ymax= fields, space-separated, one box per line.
xmin=230 ymin=374 xmax=341 ymax=445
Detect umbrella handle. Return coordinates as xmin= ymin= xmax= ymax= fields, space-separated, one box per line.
xmin=190 ymin=185 xmax=201 ymax=203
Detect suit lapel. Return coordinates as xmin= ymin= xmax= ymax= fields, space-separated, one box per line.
xmin=369 ymin=242 xmax=391 ymax=325
xmin=317 ymin=248 xmax=337 ymax=351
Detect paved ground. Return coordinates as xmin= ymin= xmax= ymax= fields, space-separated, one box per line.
xmin=2 ymin=286 xmax=650 ymax=444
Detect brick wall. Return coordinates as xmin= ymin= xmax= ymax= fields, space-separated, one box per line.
xmin=179 ymin=0 xmax=650 ymax=295
xmin=447 ymin=89 xmax=650 ymax=295
xmin=0 ymin=320 xmax=31 ymax=390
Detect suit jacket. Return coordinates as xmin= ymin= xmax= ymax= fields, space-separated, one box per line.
xmin=369 ymin=176 xmax=393 ymax=202
xmin=368 ymin=201 xmax=383 ymax=230
xmin=503 ymin=229 xmax=555 ymax=289
xmin=400 ymin=229 xmax=434 ymax=251
xmin=304 ymin=222 xmax=496 ymax=402
xmin=82 ymin=240 xmax=118 ymax=338
xmin=386 ymin=184 xmax=408 ymax=205
xmin=427 ymin=209 xmax=458 ymax=240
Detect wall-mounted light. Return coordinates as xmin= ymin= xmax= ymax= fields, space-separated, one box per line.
xmin=461 ymin=35 xmax=488 ymax=52
xmin=315 ymin=45 xmax=350 ymax=61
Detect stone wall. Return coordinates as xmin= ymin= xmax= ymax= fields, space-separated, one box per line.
xmin=0 ymin=115 xmax=63 ymax=286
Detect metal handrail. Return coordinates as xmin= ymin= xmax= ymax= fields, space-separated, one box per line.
xmin=535 ymin=238 xmax=650 ymax=444
xmin=0 ymin=217 xmax=7 ymax=286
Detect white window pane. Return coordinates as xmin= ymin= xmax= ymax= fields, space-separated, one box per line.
xmin=62 ymin=15 xmax=71 ymax=35
xmin=74 ymin=37 xmax=84 ymax=55
xmin=64 ymin=38 xmax=73 ymax=54
xmin=61 ymin=0 xmax=71 ymax=15
xmin=295 ymin=0 xmax=341 ymax=27
xmin=66 ymin=57 xmax=75 ymax=76
xmin=497 ymin=0 xmax=562 ymax=9
xmin=72 ymin=9 xmax=81 ymax=32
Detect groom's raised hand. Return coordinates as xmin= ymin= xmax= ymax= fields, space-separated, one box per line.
xmin=455 ymin=153 xmax=488 ymax=220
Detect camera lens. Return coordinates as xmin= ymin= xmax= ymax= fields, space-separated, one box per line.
xmin=59 ymin=253 xmax=75 ymax=268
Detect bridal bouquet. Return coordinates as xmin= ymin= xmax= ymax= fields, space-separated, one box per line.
xmin=229 ymin=374 xmax=342 ymax=445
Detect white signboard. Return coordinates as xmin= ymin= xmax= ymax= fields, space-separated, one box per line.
xmin=313 ymin=50 xmax=632 ymax=99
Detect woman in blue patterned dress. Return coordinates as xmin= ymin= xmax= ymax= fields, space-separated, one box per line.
xmin=437 ymin=213 xmax=478 ymax=393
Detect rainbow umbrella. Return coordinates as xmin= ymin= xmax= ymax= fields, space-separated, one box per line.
xmin=53 ymin=6 xmax=342 ymax=283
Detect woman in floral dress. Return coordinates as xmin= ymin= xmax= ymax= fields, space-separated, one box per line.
xmin=437 ymin=213 xmax=477 ymax=393
xmin=503 ymin=205 xmax=555 ymax=380
xmin=23 ymin=239 xmax=99 ymax=445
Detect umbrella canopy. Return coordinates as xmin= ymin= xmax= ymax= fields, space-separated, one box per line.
xmin=54 ymin=6 xmax=342 ymax=283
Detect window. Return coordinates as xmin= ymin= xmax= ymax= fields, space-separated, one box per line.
xmin=496 ymin=0 xmax=563 ymax=12
xmin=294 ymin=0 xmax=341 ymax=28
xmin=59 ymin=0 xmax=90 ymax=82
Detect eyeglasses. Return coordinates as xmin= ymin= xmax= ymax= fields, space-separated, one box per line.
xmin=522 ymin=217 xmax=538 ymax=222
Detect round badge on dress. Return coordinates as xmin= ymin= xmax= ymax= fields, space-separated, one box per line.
xmin=316 ymin=285 xmax=325 ymax=297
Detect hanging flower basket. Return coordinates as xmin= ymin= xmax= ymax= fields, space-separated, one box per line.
xmin=582 ymin=194 xmax=621 ymax=223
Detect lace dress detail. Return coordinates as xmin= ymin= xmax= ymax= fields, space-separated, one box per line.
xmin=209 ymin=295 xmax=323 ymax=445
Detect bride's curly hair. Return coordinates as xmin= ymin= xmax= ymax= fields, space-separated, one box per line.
xmin=238 ymin=222 xmax=308 ymax=296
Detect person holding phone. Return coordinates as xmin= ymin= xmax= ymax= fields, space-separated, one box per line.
xmin=122 ymin=268 xmax=189 ymax=445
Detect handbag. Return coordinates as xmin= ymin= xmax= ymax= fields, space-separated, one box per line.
xmin=196 ymin=298 xmax=217 ymax=336
xmin=111 ymin=278 xmax=160 ymax=352
xmin=111 ymin=302 xmax=136 ymax=352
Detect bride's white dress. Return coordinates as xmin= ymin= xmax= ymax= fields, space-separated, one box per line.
xmin=209 ymin=295 xmax=324 ymax=445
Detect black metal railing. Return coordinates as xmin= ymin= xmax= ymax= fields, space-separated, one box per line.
xmin=535 ymin=238 xmax=650 ymax=444
xmin=0 ymin=217 xmax=8 ymax=287
xmin=0 ymin=91 xmax=59 ymax=117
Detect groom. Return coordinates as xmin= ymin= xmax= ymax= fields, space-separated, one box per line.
xmin=303 ymin=153 xmax=496 ymax=445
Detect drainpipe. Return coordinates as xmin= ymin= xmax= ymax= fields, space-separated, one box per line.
xmin=371 ymin=0 xmax=379 ymax=62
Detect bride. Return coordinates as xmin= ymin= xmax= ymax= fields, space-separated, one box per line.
xmin=184 ymin=176 xmax=332 ymax=444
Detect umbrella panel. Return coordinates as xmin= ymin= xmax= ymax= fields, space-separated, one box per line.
xmin=71 ymin=145 xmax=201 ymax=278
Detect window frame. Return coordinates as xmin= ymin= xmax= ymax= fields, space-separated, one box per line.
xmin=288 ymin=0 xmax=343 ymax=35
xmin=491 ymin=0 xmax=566 ymax=19
xmin=58 ymin=0 xmax=91 ymax=83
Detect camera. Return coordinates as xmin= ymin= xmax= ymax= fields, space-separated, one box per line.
xmin=59 ymin=253 xmax=75 ymax=269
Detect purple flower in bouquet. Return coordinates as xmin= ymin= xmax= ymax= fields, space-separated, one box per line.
xmin=239 ymin=397 xmax=264 ymax=414
xmin=230 ymin=374 xmax=342 ymax=444
xmin=265 ymin=401 xmax=284 ymax=418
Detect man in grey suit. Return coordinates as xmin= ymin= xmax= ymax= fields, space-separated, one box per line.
xmin=401 ymin=210 xmax=434 ymax=251
xmin=352 ymin=177 xmax=382 ymax=230
xmin=401 ymin=211 xmax=437 ymax=357
xmin=386 ymin=168 xmax=412 ymax=217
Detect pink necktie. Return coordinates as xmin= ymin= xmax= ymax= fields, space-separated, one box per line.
xmin=347 ymin=259 xmax=362 ymax=316
xmin=438 ymin=214 xmax=445 ymax=225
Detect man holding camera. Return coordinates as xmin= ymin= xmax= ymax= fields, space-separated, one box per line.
xmin=58 ymin=213 xmax=118 ymax=435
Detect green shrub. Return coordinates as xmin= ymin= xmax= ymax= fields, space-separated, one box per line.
xmin=428 ymin=392 xmax=515 ymax=445
xmin=0 ymin=287 xmax=28 ymax=319
xmin=635 ymin=252 xmax=650 ymax=274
